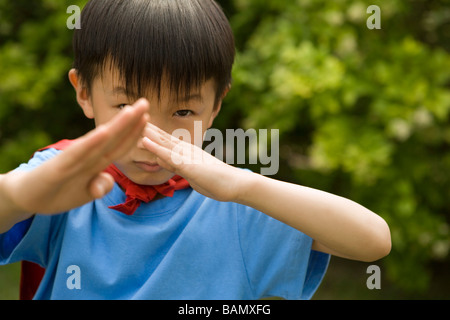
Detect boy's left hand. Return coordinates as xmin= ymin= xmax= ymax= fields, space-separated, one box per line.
xmin=142 ymin=123 xmax=251 ymax=203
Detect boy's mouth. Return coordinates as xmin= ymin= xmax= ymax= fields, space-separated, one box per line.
xmin=133 ymin=161 xmax=162 ymax=173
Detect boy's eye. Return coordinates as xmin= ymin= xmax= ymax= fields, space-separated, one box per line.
xmin=174 ymin=110 xmax=193 ymax=117
xmin=117 ymin=104 xmax=127 ymax=109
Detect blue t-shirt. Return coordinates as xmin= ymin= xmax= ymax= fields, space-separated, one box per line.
xmin=0 ymin=149 xmax=329 ymax=300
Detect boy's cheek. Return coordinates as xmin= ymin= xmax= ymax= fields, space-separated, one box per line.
xmin=93 ymin=109 xmax=122 ymax=127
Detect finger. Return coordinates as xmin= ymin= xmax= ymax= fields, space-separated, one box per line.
xmin=101 ymin=105 xmax=150 ymax=162
xmin=59 ymin=99 xmax=149 ymax=174
xmin=143 ymin=122 xmax=180 ymax=149
xmin=88 ymin=98 xmax=149 ymax=149
xmin=81 ymin=98 xmax=148 ymax=154
xmin=144 ymin=123 xmax=209 ymax=166
xmin=62 ymin=110 xmax=137 ymax=165
xmin=92 ymin=99 xmax=149 ymax=160
xmin=89 ymin=172 xmax=115 ymax=199
xmin=142 ymin=137 xmax=180 ymax=172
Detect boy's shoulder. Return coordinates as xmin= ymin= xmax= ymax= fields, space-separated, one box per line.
xmin=15 ymin=146 xmax=63 ymax=174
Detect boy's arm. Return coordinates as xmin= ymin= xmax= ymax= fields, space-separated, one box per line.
xmin=0 ymin=100 xmax=149 ymax=234
xmin=235 ymin=173 xmax=391 ymax=262
xmin=0 ymin=175 xmax=34 ymax=233
xmin=142 ymin=123 xmax=391 ymax=263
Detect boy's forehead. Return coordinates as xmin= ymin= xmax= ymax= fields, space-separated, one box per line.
xmin=95 ymin=66 xmax=214 ymax=104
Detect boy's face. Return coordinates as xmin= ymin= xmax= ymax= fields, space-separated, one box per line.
xmin=69 ymin=67 xmax=222 ymax=186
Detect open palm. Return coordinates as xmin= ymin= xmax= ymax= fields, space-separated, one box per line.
xmin=2 ymin=100 xmax=149 ymax=215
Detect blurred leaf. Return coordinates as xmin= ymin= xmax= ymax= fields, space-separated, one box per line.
xmin=226 ymin=0 xmax=450 ymax=293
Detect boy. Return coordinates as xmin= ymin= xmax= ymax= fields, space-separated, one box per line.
xmin=0 ymin=0 xmax=391 ymax=300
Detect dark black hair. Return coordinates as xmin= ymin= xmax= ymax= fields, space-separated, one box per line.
xmin=72 ymin=0 xmax=235 ymax=107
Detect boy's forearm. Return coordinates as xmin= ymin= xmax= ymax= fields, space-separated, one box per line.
xmin=235 ymin=172 xmax=391 ymax=262
xmin=0 ymin=173 xmax=33 ymax=234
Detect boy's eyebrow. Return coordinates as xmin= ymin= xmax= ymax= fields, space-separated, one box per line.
xmin=110 ymin=86 xmax=137 ymax=97
xmin=111 ymin=86 xmax=204 ymax=103
xmin=177 ymin=93 xmax=204 ymax=103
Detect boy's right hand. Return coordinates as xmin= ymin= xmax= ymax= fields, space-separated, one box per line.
xmin=0 ymin=99 xmax=149 ymax=224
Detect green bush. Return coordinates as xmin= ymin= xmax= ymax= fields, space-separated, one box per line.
xmin=225 ymin=0 xmax=450 ymax=292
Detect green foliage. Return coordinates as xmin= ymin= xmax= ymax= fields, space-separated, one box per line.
xmin=224 ymin=0 xmax=450 ymax=293
xmin=0 ymin=0 xmax=91 ymax=172
xmin=0 ymin=0 xmax=449 ymax=295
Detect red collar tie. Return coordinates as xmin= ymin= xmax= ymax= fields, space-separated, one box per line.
xmin=104 ymin=164 xmax=189 ymax=215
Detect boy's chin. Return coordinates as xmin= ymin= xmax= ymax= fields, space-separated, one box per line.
xmin=127 ymin=171 xmax=176 ymax=186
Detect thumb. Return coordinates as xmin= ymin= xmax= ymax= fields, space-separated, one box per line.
xmin=89 ymin=172 xmax=115 ymax=199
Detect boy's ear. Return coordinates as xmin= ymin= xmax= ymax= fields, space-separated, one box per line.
xmin=68 ymin=69 xmax=95 ymax=119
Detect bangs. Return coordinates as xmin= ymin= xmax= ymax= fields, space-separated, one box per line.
xmin=73 ymin=0 xmax=235 ymax=104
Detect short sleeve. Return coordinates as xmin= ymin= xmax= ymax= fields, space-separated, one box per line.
xmin=0 ymin=214 xmax=64 ymax=268
xmin=236 ymin=204 xmax=330 ymax=300
xmin=14 ymin=148 xmax=62 ymax=173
